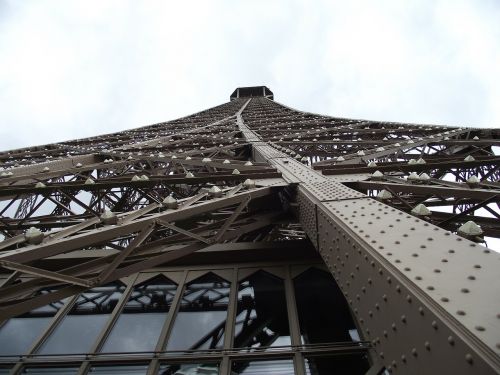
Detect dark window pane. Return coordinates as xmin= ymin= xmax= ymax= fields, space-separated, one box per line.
xmin=305 ymin=354 xmax=370 ymax=375
xmin=294 ymin=268 xmax=359 ymax=344
xmin=37 ymin=283 xmax=125 ymax=354
xmin=22 ymin=368 xmax=79 ymax=374
xmin=167 ymin=273 xmax=230 ymax=351
xmin=101 ymin=276 xmax=177 ymax=353
xmin=159 ymin=363 xmax=219 ymax=375
xmin=232 ymin=359 xmax=294 ymax=374
xmin=0 ymin=289 xmax=66 ymax=355
xmin=89 ymin=365 xmax=148 ymax=374
xmin=234 ymin=271 xmax=290 ymax=349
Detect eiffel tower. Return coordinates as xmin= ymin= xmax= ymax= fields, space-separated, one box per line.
xmin=0 ymin=86 xmax=498 ymax=375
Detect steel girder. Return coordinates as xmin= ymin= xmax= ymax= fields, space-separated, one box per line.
xmin=0 ymin=89 xmax=499 ymax=374
xmin=236 ymin=97 xmax=500 ymax=374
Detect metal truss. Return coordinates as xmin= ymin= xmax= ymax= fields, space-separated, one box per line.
xmin=0 ymin=86 xmax=499 ymax=374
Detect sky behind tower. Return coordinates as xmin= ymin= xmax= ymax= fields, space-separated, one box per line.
xmin=0 ymin=0 xmax=499 ymax=151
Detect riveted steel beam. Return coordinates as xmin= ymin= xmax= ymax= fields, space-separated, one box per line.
xmin=237 ymin=97 xmax=500 ymax=374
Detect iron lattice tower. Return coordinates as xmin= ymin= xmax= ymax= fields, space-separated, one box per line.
xmin=0 ymin=86 xmax=499 ymax=374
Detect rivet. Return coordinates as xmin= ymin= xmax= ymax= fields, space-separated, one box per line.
xmin=461 ymin=288 xmax=469 ymax=293
xmin=391 ymin=323 xmax=397 ymax=330
xmin=457 ymin=310 xmax=466 ymax=316
xmin=431 ymin=321 xmax=438 ymax=329
xmin=411 ymin=348 xmax=418 ymax=356
xmin=401 ymin=354 xmax=406 ymax=363
xmin=383 ymin=330 xmax=388 ymax=337
xmin=475 ymin=326 xmax=485 ymax=332
xmin=441 ymin=297 xmax=449 ymax=302
xmin=468 ymin=275 xmax=476 ymax=280
xmin=465 ymin=353 xmax=473 ymax=364
xmin=427 ymin=286 xmax=434 ymax=291
xmin=401 ymin=315 xmax=407 ymax=323
xmin=448 ymin=336 xmax=455 ymax=345
xmin=424 ymin=341 xmax=431 ymax=350
xmin=380 ymin=352 xmax=384 ymax=358
xmin=406 ymin=295 xmax=412 ymax=303
xmin=474 ymin=264 xmax=481 ymax=269
xmin=434 ymin=269 xmax=441 ymax=273
xmin=383 ymin=294 xmax=388 ymax=301
xmin=419 ymin=307 xmax=424 ymax=315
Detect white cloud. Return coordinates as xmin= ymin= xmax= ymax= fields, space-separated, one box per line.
xmin=0 ymin=0 xmax=499 ymax=151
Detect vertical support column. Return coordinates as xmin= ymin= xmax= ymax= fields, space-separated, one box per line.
xmin=285 ymin=266 xmax=306 ymax=375
xmin=220 ymin=267 xmax=238 ymax=375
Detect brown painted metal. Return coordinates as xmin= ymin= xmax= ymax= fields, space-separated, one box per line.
xmin=0 ymin=87 xmax=499 ymax=375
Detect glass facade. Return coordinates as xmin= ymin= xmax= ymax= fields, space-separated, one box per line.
xmin=293 ymin=268 xmax=360 ymax=344
xmin=232 ymin=359 xmax=294 ymax=374
xmin=37 ymin=283 xmax=126 ymax=355
xmin=101 ymin=276 xmax=177 ymax=353
xmin=167 ymin=273 xmax=230 ymax=351
xmin=234 ymin=271 xmax=290 ymax=349
xmin=0 ymin=266 xmax=370 ymax=374
xmin=0 ymin=289 xmax=67 ymax=356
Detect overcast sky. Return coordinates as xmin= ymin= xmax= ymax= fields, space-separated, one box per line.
xmin=0 ymin=0 xmax=499 ymax=151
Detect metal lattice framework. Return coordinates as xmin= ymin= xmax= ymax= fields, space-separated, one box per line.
xmin=0 ymin=86 xmax=499 ymax=374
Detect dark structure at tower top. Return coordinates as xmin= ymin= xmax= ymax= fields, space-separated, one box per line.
xmin=230 ymin=85 xmax=273 ymax=100
xmin=0 ymin=86 xmax=498 ymax=375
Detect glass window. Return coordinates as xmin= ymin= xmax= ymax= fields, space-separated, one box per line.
xmin=231 ymin=359 xmax=294 ymax=374
xmin=158 ymin=363 xmax=219 ymax=375
xmin=37 ymin=282 xmax=125 ymax=355
xmin=166 ymin=273 xmax=230 ymax=351
xmin=21 ymin=368 xmax=79 ymax=374
xmin=294 ymin=268 xmax=359 ymax=344
xmin=101 ymin=275 xmax=177 ymax=353
xmin=0 ymin=289 xmax=66 ymax=356
xmin=88 ymin=365 xmax=148 ymax=374
xmin=234 ymin=271 xmax=291 ymax=349
xmin=304 ymin=354 xmax=370 ymax=375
